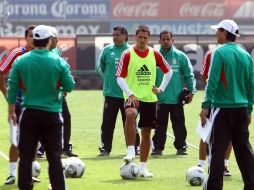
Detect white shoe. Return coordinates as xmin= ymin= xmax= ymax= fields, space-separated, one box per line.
xmin=48 ymin=184 xmax=52 ymax=190
xmin=139 ymin=169 xmax=153 ymax=178
xmin=123 ymin=154 xmax=135 ymax=163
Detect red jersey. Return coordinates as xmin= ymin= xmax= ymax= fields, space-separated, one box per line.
xmin=0 ymin=46 xmax=28 ymax=74
xmin=116 ymin=45 xmax=171 ymax=77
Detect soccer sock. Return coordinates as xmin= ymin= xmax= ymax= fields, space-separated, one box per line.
xmin=127 ymin=146 xmax=135 ymax=156
xmin=9 ymin=162 xmax=17 ymax=177
xmin=224 ymin=159 xmax=229 ymax=168
xmin=198 ymin=160 xmax=206 ymax=169
xmin=139 ymin=162 xmax=146 ymax=172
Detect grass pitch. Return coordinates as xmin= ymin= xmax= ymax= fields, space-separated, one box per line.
xmin=0 ymin=90 xmax=253 ymax=190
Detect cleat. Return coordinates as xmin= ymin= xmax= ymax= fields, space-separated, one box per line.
xmin=176 ymin=147 xmax=188 ymax=155
xmin=139 ymin=169 xmax=153 ymax=178
xmin=151 ymin=149 xmax=162 ymax=156
xmin=123 ymin=154 xmax=135 ymax=163
xmin=5 ymin=175 xmax=16 ymax=185
xmin=99 ymin=150 xmax=110 ymax=156
xmin=48 ymin=183 xmax=52 ymax=190
xmin=32 ymin=176 xmax=41 ymax=183
xmin=63 ymin=150 xmax=78 ymax=157
xmin=223 ymin=167 xmax=232 ymax=176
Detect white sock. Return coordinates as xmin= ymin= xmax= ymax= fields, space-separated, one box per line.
xmin=139 ymin=162 xmax=146 ymax=172
xmin=198 ymin=160 xmax=206 ymax=169
xmin=224 ymin=159 xmax=229 ymax=168
xmin=9 ymin=162 xmax=17 ymax=177
xmin=127 ymin=146 xmax=135 ymax=156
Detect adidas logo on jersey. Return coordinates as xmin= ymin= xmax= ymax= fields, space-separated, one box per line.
xmin=136 ymin=64 xmax=151 ymax=75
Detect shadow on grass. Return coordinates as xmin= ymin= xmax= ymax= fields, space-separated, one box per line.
xmin=101 ymin=177 xmax=154 ymax=184
xmin=0 ymin=184 xmax=18 ymax=190
xmin=79 ymin=155 xmax=125 ymax=161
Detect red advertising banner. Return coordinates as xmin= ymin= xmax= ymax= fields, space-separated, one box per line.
xmin=0 ymin=38 xmax=76 ymax=71
xmin=111 ymin=0 xmax=247 ymax=20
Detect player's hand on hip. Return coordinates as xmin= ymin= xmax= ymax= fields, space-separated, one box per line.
xmin=128 ymin=94 xmax=139 ymax=108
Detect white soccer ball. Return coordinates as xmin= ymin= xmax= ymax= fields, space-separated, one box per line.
xmin=32 ymin=160 xmax=41 ymax=178
xmin=120 ymin=162 xmax=139 ymax=180
xmin=186 ymin=166 xmax=206 ymax=186
xmin=64 ymin=157 xmax=85 ymax=178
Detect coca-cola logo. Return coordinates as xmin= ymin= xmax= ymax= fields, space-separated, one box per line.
xmin=113 ymin=2 xmax=159 ymax=17
xmin=180 ymin=2 xmax=224 ymax=18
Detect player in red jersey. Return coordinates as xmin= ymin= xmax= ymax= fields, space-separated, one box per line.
xmin=0 ymin=25 xmax=40 ymax=184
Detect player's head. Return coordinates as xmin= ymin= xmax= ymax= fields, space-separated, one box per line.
xmin=32 ymin=25 xmax=53 ymax=49
xmin=112 ymin=26 xmax=128 ymax=46
xmin=25 ymin=25 xmax=36 ymax=50
xmin=48 ymin=26 xmax=58 ymax=49
xmin=159 ymin=30 xmax=174 ymax=50
xmin=211 ymin=19 xmax=239 ymax=43
xmin=135 ymin=25 xmax=150 ymax=50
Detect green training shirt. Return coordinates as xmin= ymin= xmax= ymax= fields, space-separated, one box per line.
xmin=7 ymin=49 xmax=75 ymax=113
xmin=156 ymin=45 xmax=196 ymax=104
xmin=202 ymin=42 xmax=254 ymax=114
xmin=96 ymin=42 xmax=130 ymax=98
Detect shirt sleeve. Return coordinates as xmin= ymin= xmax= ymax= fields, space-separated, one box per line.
xmin=6 ymin=59 xmax=20 ymax=104
xmin=116 ymin=50 xmax=130 ymax=78
xmin=0 ymin=47 xmax=23 ymax=73
xmin=96 ymin=48 xmax=106 ymax=78
xmin=59 ymin=58 xmax=75 ymax=93
xmin=181 ymin=53 xmax=196 ymax=93
xmin=154 ymin=50 xmax=171 ymax=73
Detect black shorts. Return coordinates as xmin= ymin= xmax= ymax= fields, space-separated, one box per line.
xmin=125 ymin=100 xmax=156 ymax=129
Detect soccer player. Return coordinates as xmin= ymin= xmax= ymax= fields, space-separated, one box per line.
xmin=0 ymin=25 xmax=40 ymax=184
xmin=200 ymin=19 xmax=254 ymax=189
xmin=96 ymin=25 xmax=140 ymax=156
xmin=151 ymin=30 xmax=196 ymax=156
xmin=116 ymin=25 xmax=173 ymax=177
xmin=199 ymin=49 xmax=233 ymax=176
xmin=7 ymin=25 xmax=75 ymax=190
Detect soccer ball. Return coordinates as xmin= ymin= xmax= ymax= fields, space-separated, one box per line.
xmin=64 ymin=157 xmax=85 ymax=178
xmin=32 ymin=160 xmax=41 ymax=178
xmin=186 ymin=166 xmax=206 ymax=186
xmin=120 ymin=162 xmax=139 ymax=180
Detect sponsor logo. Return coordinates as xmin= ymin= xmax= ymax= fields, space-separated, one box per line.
xmin=51 ymin=0 xmax=108 ymax=19
xmin=136 ymin=64 xmax=151 ymax=85
xmin=179 ymin=2 xmax=224 ymax=18
xmin=136 ymin=64 xmax=151 ymax=76
xmin=113 ymin=2 xmax=159 ymax=18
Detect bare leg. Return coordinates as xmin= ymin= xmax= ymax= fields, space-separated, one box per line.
xmin=140 ymin=128 xmax=151 ymax=162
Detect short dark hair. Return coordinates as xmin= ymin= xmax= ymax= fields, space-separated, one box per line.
xmin=159 ymin=30 xmax=173 ymax=39
xmin=33 ymin=38 xmax=50 ymax=47
xmin=136 ymin=25 xmax=151 ymax=36
xmin=113 ymin=25 xmax=128 ymax=41
xmin=25 ymin=25 xmax=36 ymax=38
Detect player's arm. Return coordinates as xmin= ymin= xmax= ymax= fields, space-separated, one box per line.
xmin=153 ymin=50 xmax=173 ymax=92
xmin=0 ymin=71 xmax=7 ymax=97
xmin=59 ymin=58 xmax=75 ymax=93
xmin=0 ymin=47 xmax=23 ymax=97
xmin=6 ymin=60 xmax=20 ymax=112
xmin=181 ymin=54 xmax=196 ymax=102
xmin=116 ymin=50 xmax=139 ymax=107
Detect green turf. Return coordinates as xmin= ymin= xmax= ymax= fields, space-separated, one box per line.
xmin=0 ymin=90 xmax=253 ymax=190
